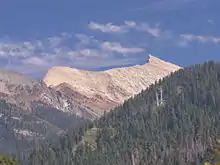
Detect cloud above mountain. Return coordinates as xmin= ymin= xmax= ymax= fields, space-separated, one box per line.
xmin=180 ymin=34 xmax=220 ymax=44
xmin=0 ymin=25 xmax=146 ymax=75
xmin=0 ymin=18 xmax=219 ymax=76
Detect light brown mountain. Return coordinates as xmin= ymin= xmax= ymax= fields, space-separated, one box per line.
xmin=44 ymin=55 xmax=182 ymax=117
xmin=0 ymin=69 xmax=93 ymax=118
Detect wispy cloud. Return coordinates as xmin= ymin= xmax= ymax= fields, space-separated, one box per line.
xmin=88 ymin=22 xmax=128 ymax=33
xmin=136 ymin=23 xmax=162 ymax=37
xmin=2 ymin=19 xmax=217 ymax=76
xmin=180 ymin=34 xmax=220 ymax=44
xmin=88 ymin=21 xmax=163 ymax=37
xmin=0 ymin=32 xmax=145 ymax=75
xmin=0 ymin=41 xmax=37 ymax=58
xmin=208 ymin=19 xmax=215 ymax=25
xmin=22 ymin=56 xmax=48 ymax=65
xmin=101 ymin=42 xmax=144 ymax=54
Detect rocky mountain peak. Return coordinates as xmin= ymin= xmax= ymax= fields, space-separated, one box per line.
xmin=43 ymin=55 xmax=182 ymax=117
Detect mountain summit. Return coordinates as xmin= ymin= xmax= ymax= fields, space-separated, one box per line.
xmin=43 ymin=55 xmax=181 ymax=117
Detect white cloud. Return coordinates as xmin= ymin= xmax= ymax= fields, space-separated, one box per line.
xmin=75 ymin=34 xmax=94 ymax=44
xmin=124 ymin=21 xmax=137 ymax=27
xmin=0 ymin=32 xmax=146 ymax=76
xmin=88 ymin=21 xmax=163 ymax=37
xmin=77 ymin=49 xmax=102 ymax=57
xmin=88 ymin=22 xmax=127 ymax=33
xmin=22 ymin=56 xmax=48 ymax=65
xmin=0 ymin=41 xmax=36 ymax=58
xmin=180 ymin=34 xmax=220 ymax=44
xmin=66 ymin=42 xmax=144 ymax=59
xmin=101 ymin=42 xmax=144 ymax=54
xmin=47 ymin=36 xmax=64 ymax=48
xmin=136 ymin=23 xmax=162 ymax=37
xmin=75 ymin=33 xmax=99 ymax=49
xmin=4 ymin=20 xmax=219 ymax=77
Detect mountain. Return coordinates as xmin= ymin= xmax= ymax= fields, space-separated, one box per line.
xmin=0 ymin=55 xmax=179 ymax=159
xmin=0 ymin=69 xmax=94 ymax=119
xmin=26 ymin=60 xmax=220 ymax=165
xmin=0 ymin=69 xmax=93 ymax=155
xmin=43 ymin=55 xmax=181 ymax=117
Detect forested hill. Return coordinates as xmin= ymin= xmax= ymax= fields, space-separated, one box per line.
xmin=27 ymin=61 xmax=220 ymax=165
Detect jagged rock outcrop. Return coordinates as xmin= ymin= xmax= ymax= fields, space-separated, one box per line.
xmin=0 ymin=69 xmax=93 ymax=119
xmin=44 ymin=55 xmax=182 ymax=117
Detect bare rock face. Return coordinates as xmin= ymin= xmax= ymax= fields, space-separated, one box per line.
xmin=43 ymin=55 xmax=182 ymax=117
xmin=0 ymin=69 xmax=93 ymax=119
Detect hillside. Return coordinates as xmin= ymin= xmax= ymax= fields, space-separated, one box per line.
xmin=25 ymin=60 xmax=220 ymax=165
xmin=0 ymin=69 xmax=92 ymax=156
xmin=0 ymin=68 xmax=94 ymax=118
xmin=0 ymin=56 xmax=179 ymax=160
xmin=44 ymin=55 xmax=181 ymax=116
xmin=0 ymin=100 xmax=86 ymax=156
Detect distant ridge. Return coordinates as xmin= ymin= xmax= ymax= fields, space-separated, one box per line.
xmin=0 ymin=68 xmax=93 ymax=118
xmin=43 ymin=54 xmax=182 ymax=117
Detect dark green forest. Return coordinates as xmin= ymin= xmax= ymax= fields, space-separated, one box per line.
xmin=3 ymin=61 xmax=220 ymax=165
xmin=0 ymin=99 xmax=86 ymax=164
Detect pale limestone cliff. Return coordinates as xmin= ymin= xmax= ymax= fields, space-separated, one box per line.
xmin=43 ymin=55 xmax=182 ymax=116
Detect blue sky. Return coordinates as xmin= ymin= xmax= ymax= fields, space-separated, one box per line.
xmin=0 ymin=0 xmax=219 ymax=77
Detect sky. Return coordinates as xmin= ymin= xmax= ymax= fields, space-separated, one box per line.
xmin=0 ymin=0 xmax=220 ymax=77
